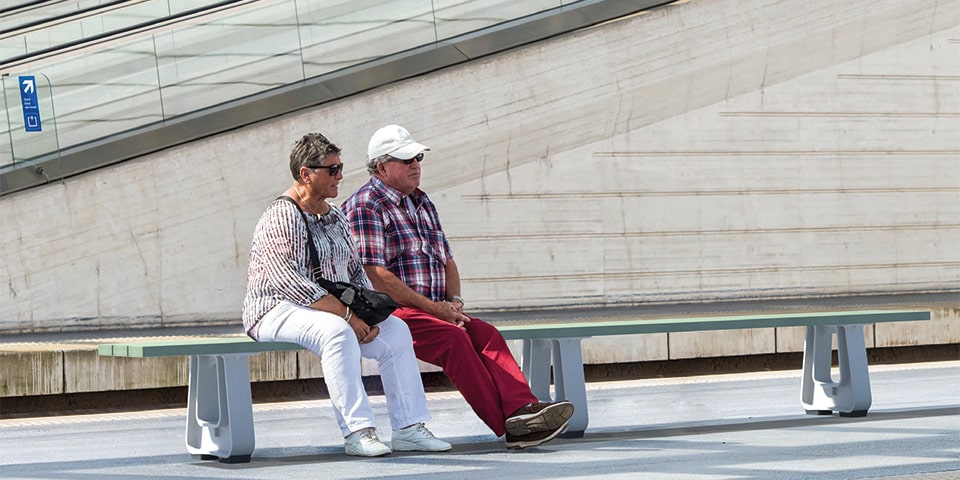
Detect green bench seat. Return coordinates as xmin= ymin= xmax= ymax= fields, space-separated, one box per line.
xmin=98 ymin=308 xmax=929 ymax=462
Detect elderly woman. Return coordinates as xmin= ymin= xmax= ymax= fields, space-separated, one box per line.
xmin=242 ymin=132 xmax=451 ymax=457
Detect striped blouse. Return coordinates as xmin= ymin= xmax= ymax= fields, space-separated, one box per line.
xmin=241 ymin=198 xmax=372 ymax=339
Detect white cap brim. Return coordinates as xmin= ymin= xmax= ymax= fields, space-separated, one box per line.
xmin=389 ymin=142 xmax=430 ymax=160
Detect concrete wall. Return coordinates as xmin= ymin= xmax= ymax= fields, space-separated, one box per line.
xmin=1 ymin=0 xmax=957 ymax=341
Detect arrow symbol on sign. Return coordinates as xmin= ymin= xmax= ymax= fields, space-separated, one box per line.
xmin=22 ymin=78 xmax=35 ymax=94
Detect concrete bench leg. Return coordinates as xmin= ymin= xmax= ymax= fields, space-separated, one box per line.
xmin=522 ymin=338 xmax=554 ymax=400
xmin=800 ymin=324 xmax=871 ymax=417
xmin=520 ymin=338 xmax=589 ymax=437
xmin=185 ymin=353 xmax=255 ymax=463
xmin=551 ymin=338 xmax=589 ymax=437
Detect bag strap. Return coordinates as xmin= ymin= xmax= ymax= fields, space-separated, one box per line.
xmin=276 ymin=195 xmax=338 ymax=292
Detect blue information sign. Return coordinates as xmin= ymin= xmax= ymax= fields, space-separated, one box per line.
xmin=18 ymin=75 xmax=42 ymax=132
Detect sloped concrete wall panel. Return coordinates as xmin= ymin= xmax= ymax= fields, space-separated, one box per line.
xmin=0 ymin=0 xmax=956 ymax=338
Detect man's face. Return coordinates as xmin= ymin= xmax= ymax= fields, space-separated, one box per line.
xmin=379 ymin=153 xmax=424 ymax=195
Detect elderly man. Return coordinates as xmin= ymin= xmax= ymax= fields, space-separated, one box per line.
xmin=342 ymin=125 xmax=574 ymax=449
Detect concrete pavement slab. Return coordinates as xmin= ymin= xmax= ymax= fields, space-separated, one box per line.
xmin=1 ymin=361 xmax=957 ymax=479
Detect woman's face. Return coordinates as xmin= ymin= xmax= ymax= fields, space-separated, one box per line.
xmin=301 ymin=153 xmax=344 ymax=200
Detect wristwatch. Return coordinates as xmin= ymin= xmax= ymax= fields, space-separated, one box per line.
xmin=450 ymin=295 xmax=464 ymax=305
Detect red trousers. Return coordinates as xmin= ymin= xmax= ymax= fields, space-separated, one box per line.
xmin=393 ymin=307 xmax=537 ymax=436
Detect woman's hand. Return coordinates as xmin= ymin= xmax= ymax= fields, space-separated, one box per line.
xmin=309 ymin=297 xmax=380 ymax=343
xmin=348 ymin=314 xmax=379 ymax=344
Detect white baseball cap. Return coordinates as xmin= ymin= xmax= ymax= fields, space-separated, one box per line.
xmin=367 ymin=124 xmax=431 ymax=160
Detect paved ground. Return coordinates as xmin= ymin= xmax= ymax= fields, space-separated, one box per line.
xmin=1 ymin=361 xmax=957 ymax=480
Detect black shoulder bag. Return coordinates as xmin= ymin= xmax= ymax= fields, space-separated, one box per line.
xmin=278 ymin=196 xmax=398 ymax=326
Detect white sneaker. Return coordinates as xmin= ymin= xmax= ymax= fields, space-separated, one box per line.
xmin=391 ymin=423 xmax=452 ymax=452
xmin=345 ymin=428 xmax=391 ymax=457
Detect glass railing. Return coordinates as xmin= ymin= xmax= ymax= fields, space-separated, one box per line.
xmin=0 ymin=1 xmax=114 ymax=34
xmin=0 ymin=1 xmax=228 ymax=63
xmin=0 ymin=0 xmax=575 ymax=169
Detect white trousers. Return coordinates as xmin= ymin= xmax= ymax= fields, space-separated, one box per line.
xmin=257 ymin=301 xmax=431 ymax=437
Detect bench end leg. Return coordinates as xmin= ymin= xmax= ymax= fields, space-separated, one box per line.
xmin=552 ymin=338 xmax=589 ymax=434
xmin=800 ymin=325 xmax=872 ymax=416
xmin=185 ymin=354 xmax=257 ymax=461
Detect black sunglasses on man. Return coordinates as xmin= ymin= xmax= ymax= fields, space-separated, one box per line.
xmin=390 ymin=153 xmax=424 ymax=165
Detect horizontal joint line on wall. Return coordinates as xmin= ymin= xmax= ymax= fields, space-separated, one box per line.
xmin=465 ymin=262 xmax=960 ymax=283
xmin=449 ymin=224 xmax=960 ymax=242
xmin=461 ymin=187 xmax=959 ymax=201
xmin=593 ymin=150 xmax=959 ymax=157
xmin=837 ymin=74 xmax=960 ymax=81
xmin=718 ymin=112 xmax=960 ymax=117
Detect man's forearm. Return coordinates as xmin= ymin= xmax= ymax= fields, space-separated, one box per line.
xmin=444 ymin=259 xmax=462 ymax=303
xmin=363 ymin=265 xmax=435 ymax=311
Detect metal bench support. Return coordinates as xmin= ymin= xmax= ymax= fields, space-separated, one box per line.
xmin=521 ymin=338 xmax=590 ymax=437
xmin=800 ymin=324 xmax=871 ymax=417
xmin=520 ymin=323 xmax=876 ymax=437
xmin=185 ymin=353 xmax=256 ymax=463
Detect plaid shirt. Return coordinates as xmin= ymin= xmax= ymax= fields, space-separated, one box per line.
xmin=342 ymin=177 xmax=452 ymax=302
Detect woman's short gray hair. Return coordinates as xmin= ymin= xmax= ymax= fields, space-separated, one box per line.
xmin=289 ymin=132 xmax=341 ymax=181
xmin=366 ymin=154 xmax=393 ymax=175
